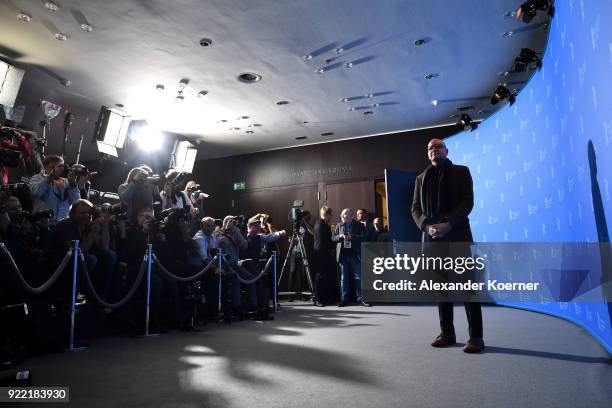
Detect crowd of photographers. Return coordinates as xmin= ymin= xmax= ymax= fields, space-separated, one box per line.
xmin=0 ymin=123 xmax=392 ymax=367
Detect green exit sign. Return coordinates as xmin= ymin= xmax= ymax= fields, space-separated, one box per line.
xmin=233 ymin=181 xmax=246 ymax=191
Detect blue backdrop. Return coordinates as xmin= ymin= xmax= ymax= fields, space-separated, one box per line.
xmin=447 ymin=0 xmax=612 ymax=353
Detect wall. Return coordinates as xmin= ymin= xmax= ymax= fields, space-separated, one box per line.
xmin=448 ymin=0 xmax=612 ymax=353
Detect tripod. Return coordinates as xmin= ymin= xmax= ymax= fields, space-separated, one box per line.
xmin=277 ymin=225 xmax=314 ymax=299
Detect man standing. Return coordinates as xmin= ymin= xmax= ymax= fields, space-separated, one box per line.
xmin=313 ymin=206 xmax=335 ymax=306
xmin=333 ymin=208 xmax=370 ymax=307
xmin=356 ymin=208 xmax=375 ymax=242
xmin=411 ymin=138 xmax=484 ymax=353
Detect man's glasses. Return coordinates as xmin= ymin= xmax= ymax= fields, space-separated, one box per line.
xmin=428 ymin=144 xmax=446 ymax=151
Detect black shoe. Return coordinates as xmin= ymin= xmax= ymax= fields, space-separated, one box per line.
xmin=357 ymin=300 xmax=371 ymax=307
xmin=431 ymin=333 xmax=456 ymax=347
xmin=463 ymin=338 xmax=485 ymax=353
xmin=338 ymin=301 xmax=348 ymax=307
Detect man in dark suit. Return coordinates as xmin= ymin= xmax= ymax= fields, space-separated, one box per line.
xmin=333 ymin=208 xmax=371 ymax=307
xmin=411 ymin=138 xmax=484 ymax=353
xmin=313 ymin=206 xmax=335 ymax=306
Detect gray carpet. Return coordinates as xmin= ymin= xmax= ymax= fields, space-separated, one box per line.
xmin=14 ymin=304 xmax=612 ymax=408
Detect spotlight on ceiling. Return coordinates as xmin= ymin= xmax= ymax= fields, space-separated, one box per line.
xmin=80 ymin=23 xmax=93 ymax=32
xmin=45 ymin=1 xmax=59 ymax=12
xmin=17 ymin=13 xmax=32 ymax=22
xmin=491 ymin=85 xmax=516 ymax=106
xmin=456 ymin=114 xmax=478 ymax=132
xmin=199 ymin=38 xmax=212 ymax=47
xmin=54 ymin=33 xmax=68 ymax=41
xmin=178 ymin=79 xmax=189 ymax=89
xmin=512 ymin=48 xmax=543 ymax=72
xmin=156 ymin=84 xmax=165 ymax=92
xmin=515 ymin=0 xmax=554 ymax=24
xmin=197 ymin=90 xmax=209 ymax=98
xmin=238 ymin=72 xmax=262 ymax=83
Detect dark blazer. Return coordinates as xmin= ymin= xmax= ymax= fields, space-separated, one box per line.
xmin=314 ymin=219 xmax=334 ymax=256
xmin=411 ymin=161 xmax=474 ymax=243
xmin=332 ymin=220 xmax=366 ymax=261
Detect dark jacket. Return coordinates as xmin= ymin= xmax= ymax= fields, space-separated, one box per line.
xmin=314 ymin=219 xmax=334 ymax=256
xmin=411 ymin=160 xmax=474 ymax=243
xmin=332 ymin=220 xmax=366 ymax=261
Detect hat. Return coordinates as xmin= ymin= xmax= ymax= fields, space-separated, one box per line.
xmin=247 ymin=216 xmax=261 ymax=226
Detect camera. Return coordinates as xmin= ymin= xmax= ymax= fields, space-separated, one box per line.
xmin=0 ymin=147 xmax=21 ymax=168
xmin=15 ymin=209 xmax=54 ymax=223
xmin=89 ymin=203 xmax=127 ymax=219
xmin=61 ymin=164 xmax=98 ymax=179
xmin=187 ymin=184 xmax=210 ymax=201
xmin=0 ymin=183 xmax=30 ymax=196
xmin=288 ymin=200 xmax=305 ymax=223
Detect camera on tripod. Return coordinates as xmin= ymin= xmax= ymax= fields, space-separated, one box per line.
xmin=288 ymin=200 xmax=306 ymax=229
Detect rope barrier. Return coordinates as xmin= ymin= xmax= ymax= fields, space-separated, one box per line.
xmin=78 ymin=251 xmax=147 ymax=309
xmin=150 ymin=254 xmax=219 ymax=282
xmin=229 ymin=256 xmax=274 ymax=284
xmin=0 ymin=242 xmax=72 ymax=296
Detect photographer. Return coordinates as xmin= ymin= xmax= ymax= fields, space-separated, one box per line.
xmin=160 ymin=172 xmax=195 ymax=213
xmin=241 ymin=216 xmax=286 ymax=318
xmin=50 ymin=199 xmax=117 ymax=307
xmin=213 ymin=216 xmax=257 ymax=315
xmin=117 ymin=207 xmax=180 ymax=331
xmin=1 ymin=125 xmax=32 ymax=185
xmin=28 ymin=155 xmax=85 ymax=225
xmin=184 ymin=180 xmax=206 ymax=235
xmin=189 ymin=217 xmax=221 ymax=320
xmin=118 ymin=165 xmax=159 ymax=225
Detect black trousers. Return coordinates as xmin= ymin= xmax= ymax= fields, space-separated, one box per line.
xmin=438 ymin=302 xmax=483 ymax=339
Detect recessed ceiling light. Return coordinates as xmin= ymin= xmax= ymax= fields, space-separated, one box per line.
xmin=414 ymin=38 xmax=426 ymax=46
xmin=320 ymin=132 xmax=334 ymax=136
xmin=341 ymin=98 xmax=349 ymax=102
xmin=371 ymin=103 xmax=380 ymax=108
xmin=61 ymin=79 xmax=71 ymax=87
xmin=502 ymin=31 xmax=514 ymax=38
xmin=431 ymin=100 xmax=439 ymax=106
xmin=217 ymin=119 xmax=228 ymax=123
xmin=156 ymin=84 xmax=165 ymax=92
xmin=248 ymin=123 xmax=263 ymax=127
xmin=424 ymin=73 xmax=439 ymax=80
xmin=178 ymin=78 xmax=189 ymax=89
xmin=237 ymin=116 xmax=250 ymax=120
xmin=80 ymin=23 xmax=93 ymax=32
xmin=335 ymin=47 xmax=344 ymax=54
xmin=229 ymin=127 xmax=240 ymax=131
xmin=363 ymin=111 xmax=374 ymax=115
xmin=324 ymin=58 xmax=335 ymax=64
xmin=45 ymin=1 xmax=59 ymax=12
xmin=54 ymin=33 xmax=68 ymax=41
xmin=197 ymin=90 xmax=209 ymax=97
xmin=17 ymin=13 xmax=32 ymax=22
xmin=344 ymin=62 xmax=353 ymax=68
xmin=238 ymin=72 xmax=262 ymax=83
xmin=276 ymin=100 xmax=290 ymax=106
xmin=315 ymin=68 xmax=325 ymax=74
xmin=366 ymin=93 xmax=374 ymax=99
xmin=245 ymin=130 xmax=254 ymax=134
xmin=199 ymin=38 xmax=212 ymax=47
xmin=303 ymin=54 xmax=313 ymax=61
xmin=296 ymin=136 xmax=308 ymax=140
xmin=115 ymin=103 xmax=124 ymax=108
xmin=175 ymin=95 xmax=185 ymax=102
xmin=346 ymin=107 xmax=355 ymax=111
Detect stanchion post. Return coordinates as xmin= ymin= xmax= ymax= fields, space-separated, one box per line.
xmin=139 ymin=243 xmax=159 ymax=338
xmin=272 ymin=251 xmax=278 ymax=312
xmin=217 ymin=248 xmax=222 ymax=317
xmin=66 ymin=240 xmax=86 ymax=352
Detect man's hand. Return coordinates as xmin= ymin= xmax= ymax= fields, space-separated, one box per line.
xmin=429 ymin=222 xmax=452 ymax=239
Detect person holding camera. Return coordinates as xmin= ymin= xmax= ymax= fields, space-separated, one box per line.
xmin=50 ymin=199 xmax=117 ymax=308
xmin=28 ymin=155 xmax=85 ymax=225
xmin=118 ymin=165 xmax=159 ymax=225
xmin=213 ymin=216 xmax=258 ymax=316
xmin=184 ymin=180 xmax=206 ymax=235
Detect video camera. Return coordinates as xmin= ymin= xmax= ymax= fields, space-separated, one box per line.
xmin=61 ymin=164 xmax=99 ymax=179
xmin=288 ymin=200 xmax=306 ymax=223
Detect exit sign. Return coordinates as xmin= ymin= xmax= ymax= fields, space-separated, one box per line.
xmin=233 ymin=181 xmax=246 ymax=191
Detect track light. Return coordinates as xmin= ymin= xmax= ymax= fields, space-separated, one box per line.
xmin=512 ymin=48 xmax=542 ymax=72
xmin=491 ymin=85 xmax=516 ymax=106
xmin=456 ymin=114 xmax=478 ymax=132
xmin=515 ymin=0 xmax=554 ymax=24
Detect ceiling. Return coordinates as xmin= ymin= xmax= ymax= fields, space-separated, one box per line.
xmin=0 ymin=0 xmax=549 ymax=161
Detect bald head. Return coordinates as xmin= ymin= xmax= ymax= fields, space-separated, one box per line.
xmin=427 ymin=138 xmax=448 ymax=166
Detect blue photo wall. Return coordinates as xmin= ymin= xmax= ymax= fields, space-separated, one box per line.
xmin=448 ymin=0 xmax=612 ymax=353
